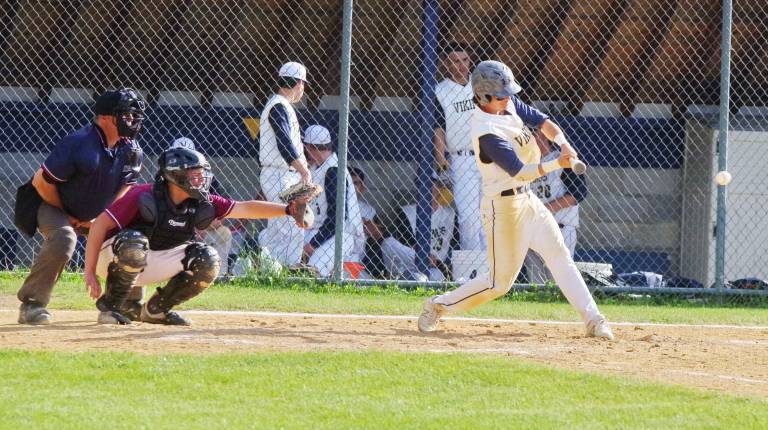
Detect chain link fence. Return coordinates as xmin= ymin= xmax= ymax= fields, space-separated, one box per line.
xmin=0 ymin=0 xmax=765 ymax=297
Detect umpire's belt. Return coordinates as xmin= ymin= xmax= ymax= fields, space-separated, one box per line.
xmin=500 ymin=185 xmax=530 ymax=197
xmin=450 ymin=150 xmax=475 ymax=156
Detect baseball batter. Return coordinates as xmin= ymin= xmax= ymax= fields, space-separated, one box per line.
xmin=258 ymin=62 xmax=311 ymax=267
xmin=434 ymin=43 xmax=484 ymax=251
xmin=526 ymin=129 xmax=586 ymax=284
xmin=418 ymin=61 xmax=614 ymax=340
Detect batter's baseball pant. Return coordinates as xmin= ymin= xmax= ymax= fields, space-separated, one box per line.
xmin=258 ymin=167 xmax=304 ymax=267
xmin=17 ymin=203 xmax=78 ymax=306
xmin=450 ymin=154 xmax=485 ymax=251
xmin=526 ymin=225 xmax=576 ymax=285
xmin=434 ymin=192 xmax=602 ymax=324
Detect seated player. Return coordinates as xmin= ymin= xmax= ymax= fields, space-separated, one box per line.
xmin=381 ymin=176 xmax=456 ymax=281
xmin=83 ymin=147 xmax=307 ymax=325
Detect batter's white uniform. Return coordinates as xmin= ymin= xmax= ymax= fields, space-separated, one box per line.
xmin=527 ymin=149 xmax=580 ymax=283
xmin=305 ymin=153 xmax=363 ymax=277
xmin=431 ymin=107 xmax=603 ymax=324
xmin=435 ymin=79 xmax=484 ymax=251
xmin=258 ymin=94 xmax=306 ymax=266
xmin=381 ymin=204 xmax=455 ymax=281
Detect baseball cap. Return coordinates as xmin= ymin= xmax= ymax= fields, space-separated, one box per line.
xmin=279 ymin=62 xmax=308 ymax=83
xmin=170 ymin=137 xmax=196 ymax=151
xmin=303 ymin=125 xmax=331 ymax=146
xmin=93 ymin=90 xmax=122 ymax=115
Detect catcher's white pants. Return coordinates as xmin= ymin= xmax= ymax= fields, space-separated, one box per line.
xmin=526 ymin=225 xmax=576 ymax=285
xmin=258 ymin=167 xmax=304 ymax=266
xmin=434 ymin=192 xmax=602 ymax=324
xmin=202 ymin=224 xmax=232 ymax=277
xmin=450 ymin=154 xmax=484 ymax=251
xmin=305 ymin=232 xmax=354 ymax=277
xmin=96 ymin=237 xmax=188 ymax=286
xmin=381 ymin=237 xmax=445 ymax=281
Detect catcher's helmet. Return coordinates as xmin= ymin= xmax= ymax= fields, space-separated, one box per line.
xmin=94 ymin=88 xmax=146 ymax=138
xmin=157 ymin=147 xmax=213 ymax=201
xmin=471 ymin=60 xmax=522 ymax=106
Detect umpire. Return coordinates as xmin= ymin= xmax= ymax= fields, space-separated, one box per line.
xmin=14 ymin=88 xmax=146 ymax=325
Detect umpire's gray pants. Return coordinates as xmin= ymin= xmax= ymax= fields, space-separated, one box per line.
xmin=17 ymin=203 xmax=78 ymax=306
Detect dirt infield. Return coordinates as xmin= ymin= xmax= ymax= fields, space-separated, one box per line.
xmin=1 ymin=308 xmax=767 ymax=398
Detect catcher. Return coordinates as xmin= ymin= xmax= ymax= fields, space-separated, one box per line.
xmin=83 ymin=147 xmax=319 ymax=325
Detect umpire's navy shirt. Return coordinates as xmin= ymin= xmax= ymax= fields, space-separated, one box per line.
xmin=41 ymin=124 xmax=142 ymax=221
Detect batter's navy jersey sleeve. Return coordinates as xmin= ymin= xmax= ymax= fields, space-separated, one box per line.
xmin=268 ymin=104 xmax=300 ymax=165
xmin=41 ymin=135 xmax=78 ymax=183
xmin=561 ymin=169 xmax=588 ymax=202
xmin=478 ymin=134 xmax=524 ymax=177
xmin=433 ymin=97 xmax=446 ymax=130
xmin=512 ymin=97 xmax=549 ymax=128
xmin=309 ymin=167 xmax=340 ymax=248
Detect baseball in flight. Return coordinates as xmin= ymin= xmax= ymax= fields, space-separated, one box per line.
xmin=715 ymin=170 xmax=732 ymax=186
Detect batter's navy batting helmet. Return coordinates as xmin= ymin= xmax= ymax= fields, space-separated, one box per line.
xmin=471 ymin=60 xmax=522 ymax=106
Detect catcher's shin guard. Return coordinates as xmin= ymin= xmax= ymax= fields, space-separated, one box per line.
xmin=144 ymin=243 xmax=219 ymax=318
xmin=96 ymin=230 xmax=148 ymax=313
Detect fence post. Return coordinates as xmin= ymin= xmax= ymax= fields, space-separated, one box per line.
xmin=332 ymin=0 xmax=355 ymax=283
xmin=415 ymin=0 xmax=439 ymax=275
xmin=715 ymin=0 xmax=733 ymax=291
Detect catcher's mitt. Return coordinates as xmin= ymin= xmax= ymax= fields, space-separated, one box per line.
xmin=281 ymin=182 xmax=322 ymax=229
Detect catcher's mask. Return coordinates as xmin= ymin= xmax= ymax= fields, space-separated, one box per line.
xmin=157 ymin=148 xmax=213 ymax=201
xmin=94 ymin=88 xmax=146 ymax=138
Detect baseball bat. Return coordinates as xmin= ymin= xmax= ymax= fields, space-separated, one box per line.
xmin=569 ymin=159 xmax=587 ymax=175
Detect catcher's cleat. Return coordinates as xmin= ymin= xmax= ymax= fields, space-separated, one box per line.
xmin=120 ymin=300 xmax=144 ymax=322
xmin=18 ymin=301 xmax=52 ymax=325
xmin=586 ymin=317 xmax=615 ymax=340
xmin=140 ymin=303 xmax=191 ymax=326
xmin=417 ymin=295 xmax=444 ymax=333
xmin=97 ymin=310 xmax=132 ymax=325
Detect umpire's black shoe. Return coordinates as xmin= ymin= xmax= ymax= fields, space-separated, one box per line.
xmin=140 ymin=303 xmax=191 ymax=326
xmin=18 ymin=301 xmax=52 ymax=325
xmin=120 ymin=300 xmax=143 ymax=322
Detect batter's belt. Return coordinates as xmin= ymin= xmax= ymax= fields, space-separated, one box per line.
xmin=500 ymin=185 xmax=530 ymax=197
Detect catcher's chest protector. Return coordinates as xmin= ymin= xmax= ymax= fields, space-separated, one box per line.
xmin=131 ymin=185 xmax=215 ymax=250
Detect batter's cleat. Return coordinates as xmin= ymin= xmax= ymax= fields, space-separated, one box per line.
xmin=140 ymin=304 xmax=191 ymax=326
xmin=586 ymin=317 xmax=615 ymax=340
xmin=120 ymin=300 xmax=143 ymax=322
xmin=18 ymin=301 xmax=52 ymax=325
xmin=97 ymin=310 xmax=132 ymax=325
xmin=418 ymin=296 xmax=444 ymax=333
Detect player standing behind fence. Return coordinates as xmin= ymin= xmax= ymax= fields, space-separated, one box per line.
xmin=258 ymin=62 xmax=312 ymax=268
xmin=417 ymin=61 xmax=614 ymax=340
xmin=15 ymin=89 xmax=145 ymax=325
xmin=302 ymin=125 xmax=363 ymax=277
xmin=434 ymin=43 xmax=484 ymax=251
xmin=526 ymin=129 xmax=586 ymax=284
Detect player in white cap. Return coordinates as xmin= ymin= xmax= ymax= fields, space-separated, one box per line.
xmin=302 ymin=125 xmax=363 ymax=277
xmin=434 ymin=43 xmax=484 ymax=251
xmin=258 ymin=61 xmax=311 ymax=267
xmin=417 ymin=60 xmax=614 ymax=340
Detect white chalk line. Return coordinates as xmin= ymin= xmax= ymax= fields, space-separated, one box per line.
xmin=1 ymin=308 xmax=767 ymax=330
xmin=184 ymin=309 xmax=768 ymax=331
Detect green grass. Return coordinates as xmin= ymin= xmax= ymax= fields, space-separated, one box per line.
xmin=2 ymin=271 xmax=767 ymax=325
xmin=0 ymin=350 xmax=765 ymax=430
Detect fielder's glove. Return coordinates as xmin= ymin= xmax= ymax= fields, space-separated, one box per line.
xmin=280 ymin=182 xmax=323 ymax=229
